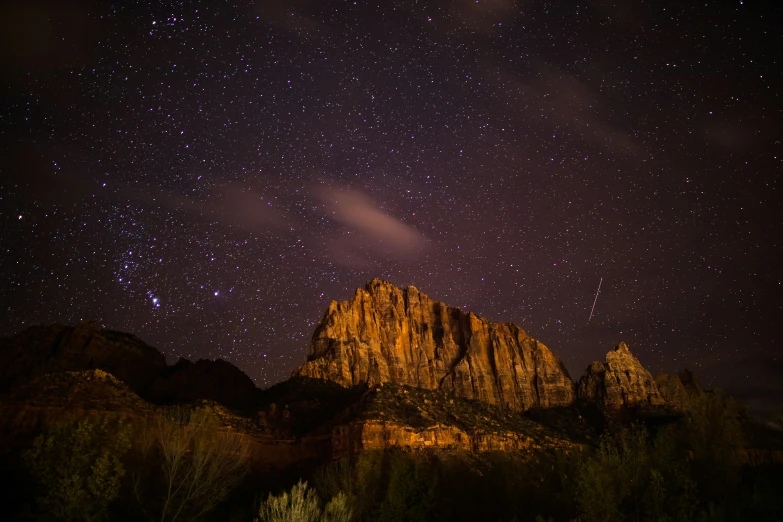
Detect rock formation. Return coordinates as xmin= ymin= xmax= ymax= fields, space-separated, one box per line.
xmin=654 ymin=369 xmax=705 ymax=410
xmin=327 ymin=382 xmax=583 ymax=459
xmin=0 ymin=320 xmax=258 ymax=408
xmin=331 ymin=421 xmax=537 ymax=458
xmin=294 ymin=279 xmax=575 ymax=411
xmin=1 ymin=305 xmax=781 ymax=469
xmin=0 ymin=320 xmax=166 ymax=394
xmin=577 ymin=342 xmax=665 ymax=409
xmin=653 ymin=373 xmax=689 ymax=408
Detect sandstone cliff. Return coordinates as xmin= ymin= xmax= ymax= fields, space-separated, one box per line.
xmin=577 ymin=342 xmax=665 ymax=409
xmin=327 ymin=383 xmax=586 ymax=459
xmin=294 ymin=279 xmax=575 ymax=411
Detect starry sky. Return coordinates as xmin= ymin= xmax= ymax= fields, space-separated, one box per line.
xmin=1 ymin=1 xmax=781 ymax=415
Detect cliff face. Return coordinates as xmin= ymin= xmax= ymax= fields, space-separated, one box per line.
xmin=294 ymin=279 xmax=575 ymax=411
xmin=577 ymin=342 xmax=665 ymax=409
xmin=331 ymin=421 xmax=538 ymax=459
xmin=326 ymin=382 xmax=585 ymax=459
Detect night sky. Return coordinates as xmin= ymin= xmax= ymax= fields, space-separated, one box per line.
xmin=1 ymin=1 xmax=781 ymax=415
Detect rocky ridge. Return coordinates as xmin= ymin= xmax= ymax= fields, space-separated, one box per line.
xmin=577 ymin=342 xmax=665 ymax=409
xmin=2 ymin=279 xmax=778 ymax=467
xmin=0 ymin=320 xmax=259 ymax=408
xmin=328 ymin=382 xmax=587 ymax=459
xmin=294 ymin=279 xmax=576 ymax=412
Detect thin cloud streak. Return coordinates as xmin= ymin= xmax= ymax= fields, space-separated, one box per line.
xmin=316 ymin=186 xmax=429 ymax=268
xmin=487 ymin=63 xmax=641 ymax=156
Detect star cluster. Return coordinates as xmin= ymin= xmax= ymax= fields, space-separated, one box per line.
xmin=1 ymin=0 xmax=781 ymax=413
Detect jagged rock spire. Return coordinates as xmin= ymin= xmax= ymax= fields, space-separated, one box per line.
xmin=577 ymin=342 xmax=665 ymax=408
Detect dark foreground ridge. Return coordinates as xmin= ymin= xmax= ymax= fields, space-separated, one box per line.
xmin=0 ymin=320 xmax=260 ymax=408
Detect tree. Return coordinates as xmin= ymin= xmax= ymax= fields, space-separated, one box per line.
xmin=256 ymin=480 xmax=352 ymax=522
xmin=23 ymin=415 xmax=131 ymax=522
xmin=680 ymin=392 xmax=744 ymax=501
xmin=377 ymin=452 xmax=438 ymax=522
xmin=573 ymin=423 xmax=651 ymax=522
xmin=314 ymin=451 xmax=383 ymax=520
xmin=133 ymin=405 xmax=251 ymax=522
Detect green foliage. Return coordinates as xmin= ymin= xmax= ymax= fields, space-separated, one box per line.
xmin=573 ymin=424 xmax=650 ymax=522
xmin=323 ymin=492 xmax=352 ymax=522
xmin=23 ymin=415 xmax=132 ymax=522
xmin=256 ymin=481 xmax=321 ymax=522
xmin=377 ymin=453 xmax=438 ymax=522
xmin=269 ymin=392 xmax=776 ymax=522
xmin=315 ymin=451 xmax=383 ymax=520
xmin=315 ymin=451 xmax=440 ymax=522
xmin=255 ymin=480 xmax=352 ymax=522
xmin=571 ymin=394 xmax=750 ymax=522
xmin=681 ymin=393 xmax=744 ymax=500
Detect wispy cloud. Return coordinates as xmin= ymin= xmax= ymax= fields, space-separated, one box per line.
xmin=488 ymin=64 xmax=641 ymax=156
xmin=316 ymin=186 xmax=429 ymax=268
xmin=119 ymin=179 xmax=430 ymax=269
xmin=124 ymin=181 xmax=290 ymax=232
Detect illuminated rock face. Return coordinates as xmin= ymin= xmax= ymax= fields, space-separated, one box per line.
xmin=330 ymin=421 xmax=538 ymax=459
xmin=294 ymin=279 xmax=576 ymax=411
xmin=577 ymin=342 xmax=665 ymax=409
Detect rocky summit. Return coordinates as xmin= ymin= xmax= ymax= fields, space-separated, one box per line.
xmin=577 ymin=342 xmax=665 ymax=409
xmin=294 ymin=279 xmax=576 ymax=412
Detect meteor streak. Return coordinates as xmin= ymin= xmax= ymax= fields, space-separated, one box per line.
xmin=587 ymin=277 xmax=603 ymax=324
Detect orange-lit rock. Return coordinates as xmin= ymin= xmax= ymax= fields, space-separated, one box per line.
xmin=577 ymin=342 xmax=665 ymax=409
xmin=330 ymin=420 xmax=550 ymax=459
xmin=294 ymin=279 xmax=575 ymax=411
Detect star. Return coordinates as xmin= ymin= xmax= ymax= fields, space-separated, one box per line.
xmin=0 ymin=0 xmax=779 ymax=404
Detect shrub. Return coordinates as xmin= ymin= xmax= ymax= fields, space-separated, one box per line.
xmin=377 ymin=452 xmax=438 ymax=522
xmin=573 ymin=423 xmax=651 ymax=522
xmin=23 ymin=415 xmax=132 ymax=522
xmin=256 ymin=480 xmax=352 ymax=522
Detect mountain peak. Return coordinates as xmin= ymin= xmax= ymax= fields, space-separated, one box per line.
xmin=295 ymin=279 xmax=575 ymax=411
xmin=578 ymin=342 xmax=665 ymax=409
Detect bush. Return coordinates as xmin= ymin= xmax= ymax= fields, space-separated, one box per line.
xmin=314 ymin=452 xmax=383 ymax=520
xmin=573 ymin=423 xmax=651 ymax=522
xmin=681 ymin=393 xmax=744 ymax=500
xmin=377 ymin=452 xmax=438 ymax=522
xmin=256 ymin=480 xmax=352 ymax=522
xmin=23 ymin=416 xmax=132 ymax=522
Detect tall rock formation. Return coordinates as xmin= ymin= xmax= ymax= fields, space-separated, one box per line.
xmin=577 ymin=342 xmax=665 ymax=409
xmin=294 ymin=279 xmax=575 ymax=411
